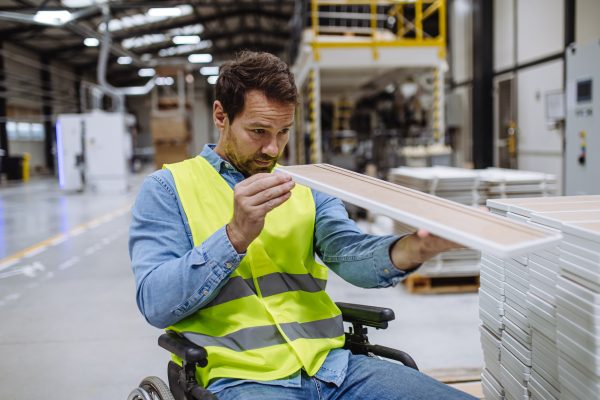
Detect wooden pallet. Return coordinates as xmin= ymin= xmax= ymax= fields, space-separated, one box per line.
xmin=403 ymin=273 xmax=480 ymax=294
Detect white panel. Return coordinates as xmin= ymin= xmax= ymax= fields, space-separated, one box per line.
xmin=576 ymin=0 xmax=600 ymax=46
xmin=517 ymin=60 xmax=564 ymax=193
xmin=450 ymin=0 xmax=472 ymax=83
xmin=494 ymin=0 xmax=515 ymax=71
xmin=517 ymin=0 xmax=564 ymax=64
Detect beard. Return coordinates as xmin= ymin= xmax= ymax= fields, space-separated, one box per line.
xmin=224 ymin=145 xmax=280 ymax=178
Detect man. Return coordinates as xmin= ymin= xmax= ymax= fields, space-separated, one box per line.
xmin=130 ymin=51 xmax=477 ymax=400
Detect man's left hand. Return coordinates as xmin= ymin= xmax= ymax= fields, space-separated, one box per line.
xmin=390 ymin=229 xmax=464 ymax=271
xmin=390 ymin=207 xmax=489 ymax=271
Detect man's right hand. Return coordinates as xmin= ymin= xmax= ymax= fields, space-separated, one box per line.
xmin=226 ymin=173 xmax=295 ymax=253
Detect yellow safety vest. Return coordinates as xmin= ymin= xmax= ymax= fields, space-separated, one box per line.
xmin=165 ymin=156 xmax=344 ymax=387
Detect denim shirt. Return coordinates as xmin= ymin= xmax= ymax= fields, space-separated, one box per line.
xmin=129 ymin=144 xmax=416 ymax=394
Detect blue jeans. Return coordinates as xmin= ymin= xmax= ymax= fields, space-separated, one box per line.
xmin=215 ymin=353 xmax=478 ymax=400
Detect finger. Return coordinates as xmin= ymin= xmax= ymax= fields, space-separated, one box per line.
xmin=243 ymin=174 xmax=292 ymax=197
xmin=249 ymin=180 xmax=295 ymax=206
xmin=260 ymin=191 xmax=293 ymax=212
xmin=236 ymin=172 xmax=273 ymax=188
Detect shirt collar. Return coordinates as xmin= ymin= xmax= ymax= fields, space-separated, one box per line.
xmin=200 ymin=143 xmax=237 ymax=174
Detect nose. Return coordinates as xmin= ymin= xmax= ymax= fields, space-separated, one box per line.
xmin=262 ymin=134 xmax=279 ymax=157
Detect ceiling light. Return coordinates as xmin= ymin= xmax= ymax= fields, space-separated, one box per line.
xmin=207 ymin=76 xmax=218 ymax=85
xmin=156 ymin=77 xmax=175 ymax=86
xmin=83 ymin=38 xmax=99 ymax=47
xmin=173 ymin=35 xmax=201 ymax=45
xmin=34 ymin=10 xmax=71 ymax=24
xmin=117 ymin=56 xmax=132 ymax=65
xmin=148 ymin=7 xmax=182 ymax=17
xmin=188 ymin=54 xmax=212 ymax=63
xmin=138 ymin=68 xmax=156 ymax=77
xmin=200 ymin=67 xmax=219 ymax=76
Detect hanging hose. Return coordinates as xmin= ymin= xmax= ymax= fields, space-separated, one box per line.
xmin=97 ymin=5 xmax=125 ymax=112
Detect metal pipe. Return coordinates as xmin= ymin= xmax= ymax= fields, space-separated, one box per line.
xmin=97 ymin=5 xmax=125 ymax=112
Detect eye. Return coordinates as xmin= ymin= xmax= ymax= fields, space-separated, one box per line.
xmin=253 ymin=129 xmax=265 ymax=134
xmin=280 ymin=128 xmax=290 ymax=134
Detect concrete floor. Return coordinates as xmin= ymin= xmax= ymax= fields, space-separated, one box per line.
xmin=0 ymin=173 xmax=483 ymax=400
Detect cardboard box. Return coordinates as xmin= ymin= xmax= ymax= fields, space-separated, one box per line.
xmin=151 ymin=110 xmax=189 ymax=141
xmin=154 ymin=143 xmax=189 ymax=170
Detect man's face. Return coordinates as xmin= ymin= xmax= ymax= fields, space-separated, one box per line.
xmin=214 ymin=90 xmax=295 ymax=178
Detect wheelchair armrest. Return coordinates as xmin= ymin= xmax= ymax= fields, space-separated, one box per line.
xmin=159 ymin=331 xmax=208 ymax=365
xmin=335 ymin=302 xmax=395 ymax=329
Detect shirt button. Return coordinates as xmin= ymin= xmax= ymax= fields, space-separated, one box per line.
xmin=384 ymin=269 xmax=390 ymax=274
xmin=226 ymin=263 xmax=233 ymax=269
xmin=202 ymin=290 xmax=209 ymax=296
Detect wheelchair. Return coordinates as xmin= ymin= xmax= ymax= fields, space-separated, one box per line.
xmin=128 ymin=303 xmax=418 ymax=400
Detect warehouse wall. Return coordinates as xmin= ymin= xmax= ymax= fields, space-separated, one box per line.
xmin=490 ymin=0 xmax=566 ymax=193
xmin=3 ymin=42 xmax=80 ymax=173
xmin=576 ymin=0 xmax=600 ymax=45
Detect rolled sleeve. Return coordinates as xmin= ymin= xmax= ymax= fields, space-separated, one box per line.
xmin=372 ymin=235 xmax=421 ymax=287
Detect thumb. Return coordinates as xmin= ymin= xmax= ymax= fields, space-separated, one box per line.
xmin=416 ymin=228 xmax=430 ymax=239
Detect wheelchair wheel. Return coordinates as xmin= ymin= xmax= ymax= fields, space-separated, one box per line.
xmin=130 ymin=376 xmax=175 ymax=400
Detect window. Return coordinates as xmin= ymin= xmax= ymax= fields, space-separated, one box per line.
xmin=7 ymin=122 xmax=17 ymax=140
xmin=31 ymin=123 xmax=45 ymax=141
xmin=17 ymin=122 xmax=31 ymax=139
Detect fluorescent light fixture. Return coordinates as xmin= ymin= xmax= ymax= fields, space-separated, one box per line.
xmin=148 ymin=7 xmax=182 ymax=17
xmin=34 ymin=10 xmax=71 ymax=24
xmin=200 ymin=66 xmax=219 ymax=76
xmin=138 ymin=68 xmax=156 ymax=77
xmin=56 ymin=120 xmax=65 ymax=189
xmin=188 ymin=53 xmax=212 ymax=63
xmin=156 ymin=77 xmax=175 ymax=86
xmin=84 ymin=38 xmax=99 ymax=47
xmin=173 ymin=35 xmax=200 ymax=45
xmin=207 ymin=76 xmax=218 ymax=85
xmin=117 ymin=56 xmax=132 ymax=65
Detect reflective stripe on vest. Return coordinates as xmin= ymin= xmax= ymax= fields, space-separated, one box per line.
xmin=204 ymin=272 xmax=327 ymax=309
xmin=164 ymin=156 xmax=344 ymax=386
xmin=182 ymin=314 xmax=344 ymax=352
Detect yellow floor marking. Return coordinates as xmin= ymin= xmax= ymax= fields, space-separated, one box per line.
xmin=0 ymin=202 xmax=134 ymax=267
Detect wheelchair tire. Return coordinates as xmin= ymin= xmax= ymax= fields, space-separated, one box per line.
xmin=138 ymin=376 xmax=175 ymax=400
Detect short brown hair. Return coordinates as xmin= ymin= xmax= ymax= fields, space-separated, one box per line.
xmin=216 ymin=51 xmax=298 ymax=123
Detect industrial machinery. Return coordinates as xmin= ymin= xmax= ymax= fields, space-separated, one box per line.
xmin=57 ymin=111 xmax=134 ymax=193
xmin=565 ymin=41 xmax=600 ymax=195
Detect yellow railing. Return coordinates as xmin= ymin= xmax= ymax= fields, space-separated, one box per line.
xmin=310 ymin=0 xmax=446 ymax=59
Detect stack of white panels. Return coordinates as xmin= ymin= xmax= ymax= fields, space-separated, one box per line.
xmin=484 ymin=199 xmax=600 ymax=400
xmin=479 ymin=168 xmax=557 ymax=199
xmin=388 ymin=166 xmax=484 ymax=206
xmin=556 ymin=221 xmax=600 ymax=400
xmin=479 ymin=250 xmax=506 ymax=398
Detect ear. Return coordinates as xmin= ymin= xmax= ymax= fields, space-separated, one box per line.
xmin=213 ymin=101 xmax=228 ymax=132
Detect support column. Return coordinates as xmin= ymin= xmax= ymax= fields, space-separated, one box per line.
xmin=433 ymin=67 xmax=445 ymax=143
xmin=40 ymin=55 xmax=54 ymax=172
xmin=0 ymin=42 xmax=7 ymax=176
xmin=308 ymin=67 xmax=321 ymax=164
xmin=471 ymin=0 xmax=494 ymax=168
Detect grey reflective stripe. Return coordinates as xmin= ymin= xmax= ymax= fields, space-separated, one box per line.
xmin=203 ymin=276 xmax=256 ymax=309
xmin=181 ymin=314 xmax=343 ymax=352
xmin=204 ymin=273 xmax=326 ymax=309
xmin=258 ymin=272 xmax=327 ymax=297
xmin=183 ymin=325 xmax=286 ymax=352
xmin=280 ymin=314 xmax=344 ymax=341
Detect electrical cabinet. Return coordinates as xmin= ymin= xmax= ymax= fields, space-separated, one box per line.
xmin=565 ymin=42 xmax=600 ymax=195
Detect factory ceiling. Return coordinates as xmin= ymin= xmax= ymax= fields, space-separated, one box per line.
xmin=0 ymin=0 xmax=295 ymax=84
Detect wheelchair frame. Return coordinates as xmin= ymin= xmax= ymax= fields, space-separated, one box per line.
xmin=129 ymin=302 xmax=418 ymax=400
